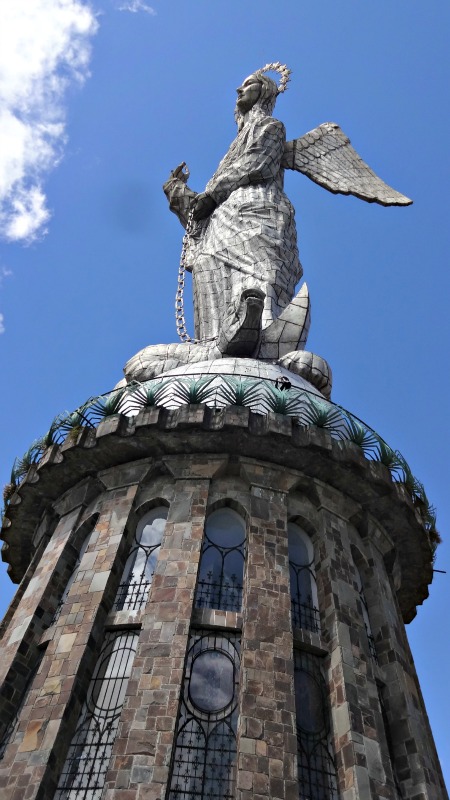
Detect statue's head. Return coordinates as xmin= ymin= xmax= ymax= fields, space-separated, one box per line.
xmin=235 ymin=62 xmax=291 ymax=127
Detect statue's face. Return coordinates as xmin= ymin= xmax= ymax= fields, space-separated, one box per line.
xmin=236 ymin=75 xmax=261 ymax=114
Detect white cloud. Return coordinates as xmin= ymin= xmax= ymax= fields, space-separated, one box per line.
xmin=118 ymin=0 xmax=156 ymax=15
xmin=0 ymin=314 xmax=4 ymax=334
xmin=0 ymin=0 xmax=98 ymax=243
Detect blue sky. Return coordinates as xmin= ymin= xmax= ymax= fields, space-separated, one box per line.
xmin=1 ymin=0 xmax=449 ymax=785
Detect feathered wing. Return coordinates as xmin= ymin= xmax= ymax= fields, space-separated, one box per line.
xmin=281 ymin=122 xmax=412 ymax=206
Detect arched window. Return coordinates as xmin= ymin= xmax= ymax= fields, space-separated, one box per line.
xmin=194 ymin=508 xmax=246 ymax=613
xmin=53 ymin=522 xmax=96 ymax=623
xmin=113 ymin=506 xmax=167 ymax=611
xmin=168 ymin=630 xmax=240 ymax=800
xmin=288 ymin=523 xmax=320 ymax=633
xmin=55 ymin=630 xmax=138 ymax=800
xmin=354 ymin=567 xmax=378 ymax=663
xmin=294 ymin=649 xmax=338 ymax=800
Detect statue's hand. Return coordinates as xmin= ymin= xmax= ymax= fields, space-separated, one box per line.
xmin=169 ymin=162 xmax=190 ymax=184
xmin=192 ymin=192 xmax=217 ymax=221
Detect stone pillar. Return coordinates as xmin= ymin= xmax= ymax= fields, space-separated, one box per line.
xmin=314 ymin=487 xmax=397 ymax=800
xmin=364 ymin=528 xmax=447 ymax=799
xmin=237 ymin=478 xmax=297 ymax=800
xmin=104 ymin=470 xmax=211 ymax=800
xmin=0 ymin=481 xmax=138 ymax=800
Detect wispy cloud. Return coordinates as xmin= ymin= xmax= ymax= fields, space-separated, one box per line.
xmin=0 ymin=0 xmax=98 ymax=243
xmin=118 ymin=0 xmax=156 ymax=15
xmin=0 ymin=267 xmax=13 ymax=334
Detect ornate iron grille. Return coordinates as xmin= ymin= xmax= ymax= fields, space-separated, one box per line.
xmin=194 ymin=510 xmax=245 ymax=613
xmin=290 ymin=562 xmax=321 ymax=633
xmin=168 ymin=630 xmax=240 ymax=800
xmin=113 ymin=578 xmax=152 ymax=612
xmin=55 ymin=630 xmax=138 ymax=799
xmin=195 ymin=572 xmax=243 ymax=613
xmin=294 ymin=649 xmax=338 ymax=800
xmin=288 ymin=523 xmax=320 ymax=633
xmin=113 ymin=507 xmax=167 ymax=612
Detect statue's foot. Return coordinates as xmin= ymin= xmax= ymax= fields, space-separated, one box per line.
xmin=124 ymin=341 xmax=221 ymax=383
xmin=218 ymin=288 xmax=265 ymax=357
xmin=258 ymin=282 xmax=311 ymax=359
xmin=278 ymin=350 xmax=333 ymax=399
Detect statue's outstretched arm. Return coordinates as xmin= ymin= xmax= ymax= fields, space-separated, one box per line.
xmin=282 ymin=122 xmax=412 ymax=206
xmin=206 ymin=118 xmax=286 ymax=206
xmin=163 ymin=162 xmax=198 ymax=229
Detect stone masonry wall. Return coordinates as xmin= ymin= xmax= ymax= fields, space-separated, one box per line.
xmin=0 ymin=440 xmax=446 ymax=800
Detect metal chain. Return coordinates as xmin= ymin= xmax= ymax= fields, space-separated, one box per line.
xmin=175 ymin=207 xmax=217 ymax=345
xmin=175 ymin=208 xmax=195 ymax=342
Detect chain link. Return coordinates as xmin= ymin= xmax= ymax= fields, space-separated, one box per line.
xmin=175 ymin=208 xmax=195 ymax=342
xmin=174 ymin=179 xmax=267 ymax=346
xmin=175 ymin=206 xmax=217 ymax=345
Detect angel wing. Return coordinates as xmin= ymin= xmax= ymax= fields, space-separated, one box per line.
xmin=281 ymin=122 xmax=412 ymax=206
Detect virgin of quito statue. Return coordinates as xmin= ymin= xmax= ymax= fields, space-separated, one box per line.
xmin=125 ymin=62 xmax=411 ymax=398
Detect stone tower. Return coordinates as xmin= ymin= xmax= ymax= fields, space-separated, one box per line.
xmin=0 ymin=65 xmax=447 ymax=800
xmin=0 ymin=359 xmax=446 ymax=800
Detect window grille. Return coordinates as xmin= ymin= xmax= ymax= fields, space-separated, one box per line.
xmin=354 ymin=568 xmax=378 ymax=663
xmin=194 ymin=509 xmax=245 ymax=613
xmin=113 ymin=507 xmax=167 ymax=611
xmin=53 ymin=529 xmax=94 ymax=624
xmin=168 ymin=630 xmax=240 ymax=800
xmin=55 ymin=630 xmax=138 ymax=800
xmin=288 ymin=523 xmax=320 ymax=633
xmin=294 ymin=649 xmax=338 ymax=800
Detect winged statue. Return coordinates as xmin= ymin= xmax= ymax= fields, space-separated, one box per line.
xmin=124 ymin=63 xmax=411 ymax=396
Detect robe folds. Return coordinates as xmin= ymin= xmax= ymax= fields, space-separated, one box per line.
xmin=164 ymin=108 xmax=302 ymax=342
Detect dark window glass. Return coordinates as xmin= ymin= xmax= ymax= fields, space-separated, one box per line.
xmin=168 ymin=631 xmax=240 ymax=800
xmin=113 ymin=507 xmax=167 ymax=611
xmin=194 ymin=509 xmax=245 ymax=613
xmin=288 ymin=524 xmax=320 ymax=633
xmin=55 ymin=630 xmax=138 ymax=800
xmin=354 ymin=568 xmax=378 ymax=663
xmin=294 ymin=649 xmax=338 ymax=800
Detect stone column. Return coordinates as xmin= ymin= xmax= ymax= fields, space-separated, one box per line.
xmin=0 ymin=480 xmax=138 ymax=800
xmin=237 ymin=478 xmax=297 ymax=800
xmin=315 ymin=486 xmax=397 ymax=800
xmin=365 ymin=528 xmax=448 ymax=800
xmin=104 ymin=469 xmax=212 ymax=800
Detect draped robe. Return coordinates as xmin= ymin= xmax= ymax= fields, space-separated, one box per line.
xmin=163 ymin=105 xmax=302 ymax=343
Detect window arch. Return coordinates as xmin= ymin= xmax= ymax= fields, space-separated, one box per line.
xmin=354 ymin=566 xmax=378 ymax=663
xmin=53 ymin=517 xmax=97 ymax=623
xmin=194 ymin=508 xmax=246 ymax=613
xmin=168 ymin=630 xmax=240 ymax=800
xmin=113 ymin=506 xmax=168 ymax=611
xmin=55 ymin=630 xmax=138 ymax=799
xmin=294 ymin=650 xmax=338 ymax=800
xmin=288 ymin=523 xmax=320 ymax=633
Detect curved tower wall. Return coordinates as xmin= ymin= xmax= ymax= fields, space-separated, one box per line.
xmin=0 ymin=406 xmax=446 ymax=800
